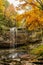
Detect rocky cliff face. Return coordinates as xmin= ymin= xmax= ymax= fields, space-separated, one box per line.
xmin=0 ymin=28 xmax=43 ymax=48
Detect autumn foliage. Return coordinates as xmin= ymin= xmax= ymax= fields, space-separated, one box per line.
xmin=0 ymin=0 xmax=43 ymax=31
xmin=15 ymin=0 xmax=43 ymax=30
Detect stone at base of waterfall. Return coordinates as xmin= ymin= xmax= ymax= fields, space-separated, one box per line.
xmin=0 ymin=37 xmax=3 ymax=41
xmin=26 ymin=62 xmax=32 ymax=65
xmin=21 ymin=61 xmax=31 ymax=65
xmin=10 ymin=62 xmax=16 ymax=65
xmin=0 ymin=64 xmax=2 ymax=65
xmin=13 ymin=58 xmax=21 ymax=61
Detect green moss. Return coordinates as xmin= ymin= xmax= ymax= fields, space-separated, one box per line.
xmin=31 ymin=45 xmax=43 ymax=56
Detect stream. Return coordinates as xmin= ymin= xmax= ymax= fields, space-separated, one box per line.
xmin=0 ymin=49 xmax=42 ymax=65
xmin=0 ymin=27 xmax=43 ymax=65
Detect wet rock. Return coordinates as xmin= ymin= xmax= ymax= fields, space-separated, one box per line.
xmin=6 ymin=51 xmax=28 ymax=59
xmin=21 ymin=61 xmax=33 ymax=65
xmin=0 ymin=37 xmax=3 ymax=41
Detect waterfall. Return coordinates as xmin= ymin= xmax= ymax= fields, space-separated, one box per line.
xmin=10 ymin=27 xmax=16 ymax=48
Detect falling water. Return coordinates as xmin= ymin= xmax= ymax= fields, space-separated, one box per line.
xmin=10 ymin=27 xmax=16 ymax=48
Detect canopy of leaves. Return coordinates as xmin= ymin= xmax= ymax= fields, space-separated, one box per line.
xmin=15 ymin=0 xmax=43 ymax=30
xmin=0 ymin=0 xmax=17 ymax=33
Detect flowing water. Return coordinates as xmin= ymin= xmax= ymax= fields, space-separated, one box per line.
xmin=0 ymin=49 xmax=41 ymax=65
xmin=0 ymin=27 xmax=43 ymax=65
xmin=10 ymin=27 xmax=16 ymax=48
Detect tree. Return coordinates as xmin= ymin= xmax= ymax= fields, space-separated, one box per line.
xmin=0 ymin=0 xmax=10 ymax=35
xmin=15 ymin=0 xmax=43 ymax=30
